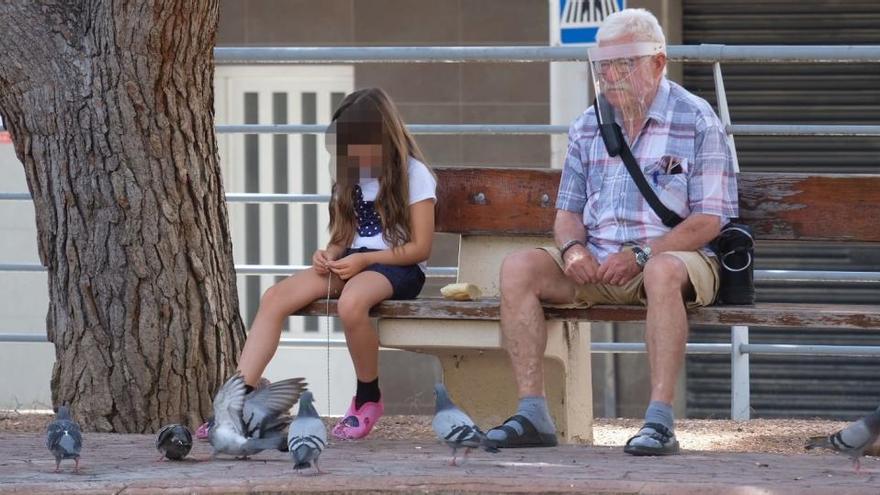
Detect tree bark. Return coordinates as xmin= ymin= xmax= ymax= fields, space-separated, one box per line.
xmin=0 ymin=1 xmax=245 ymax=432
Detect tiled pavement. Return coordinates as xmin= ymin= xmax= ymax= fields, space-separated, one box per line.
xmin=1 ymin=432 xmax=878 ymax=494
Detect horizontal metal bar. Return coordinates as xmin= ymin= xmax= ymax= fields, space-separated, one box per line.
xmin=4 ymin=264 xmax=876 ymax=285
xmin=2 ymin=123 xmax=868 ymax=142
xmin=0 ymin=263 xmax=455 ymax=278
xmin=0 ymin=192 xmax=334 ymax=203
xmin=5 ymin=334 xmax=880 ymax=358
xmin=225 ymin=193 xmax=331 ymax=204
xmin=592 ymin=342 xmax=731 ymax=354
xmin=729 ymin=124 xmax=880 ymax=137
xmin=0 ymin=334 xmax=351 ymax=347
xmin=215 ymin=46 xmax=590 ymax=64
xmin=234 ymin=264 xmax=457 ymax=277
xmin=279 ymin=338 xmax=347 ymax=348
xmin=674 ymin=45 xmax=880 ymax=63
xmin=218 ymin=124 xmax=880 ymax=136
xmin=0 ymin=263 xmax=45 ymax=272
xmin=0 ymin=193 xmax=31 ymax=200
xmin=216 ymin=124 xmax=570 ymax=135
xmin=741 ymin=344 xmax=880 ymax=356
xmin=756 ymin=270 xmax=880 ymax=284
xmin=214 ymin=45 xmax=880 ymax=64
xmin=0 ymin=333 xmax=47 ymax=343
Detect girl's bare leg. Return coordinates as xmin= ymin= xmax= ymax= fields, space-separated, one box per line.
xmin=237 ymin=268 xmax=345 ymax=386
xmin=335 ymin=271 xmax=393 ymax=381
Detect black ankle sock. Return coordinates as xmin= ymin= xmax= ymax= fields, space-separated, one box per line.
xmin=355 ymin=378 xmax=381 ymax=409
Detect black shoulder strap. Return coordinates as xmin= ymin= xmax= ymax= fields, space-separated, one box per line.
xmin=618 ymin=137 xmax=683 ymax=228
xmin=594 ymin=98 xmax=683 ymax=228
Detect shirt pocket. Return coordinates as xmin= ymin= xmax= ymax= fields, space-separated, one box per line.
xmin=645 ymin=156 xmax=689 ymax=216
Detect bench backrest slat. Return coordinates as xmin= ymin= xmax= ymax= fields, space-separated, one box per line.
xmin=434 ymin=168 xmax=880 ymax=243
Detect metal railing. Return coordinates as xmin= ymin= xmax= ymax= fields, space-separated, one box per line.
xmin=2 ymin=44 xmax=879 ymax=421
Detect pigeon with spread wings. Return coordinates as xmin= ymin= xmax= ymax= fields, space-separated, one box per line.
xmin=208 ymin=372 xmax=307 ymax=458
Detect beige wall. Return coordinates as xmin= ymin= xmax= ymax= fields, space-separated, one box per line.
xmin=218 ymin=0 xmax=550 ymax=169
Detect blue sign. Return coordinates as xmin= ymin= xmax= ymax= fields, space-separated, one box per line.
xmin=559 ymin=0 xmax=626 ymax=45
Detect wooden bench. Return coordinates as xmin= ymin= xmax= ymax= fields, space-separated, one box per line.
xmin=299 ymin=167 xmax=880 ymax=443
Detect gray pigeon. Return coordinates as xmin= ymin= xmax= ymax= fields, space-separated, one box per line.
xmin=208 ymin=372 xmax=308 ymax=458
xmin=287 ymin=391 xmax=327 ymax=474
xmin=156 ymin=424 xmax=193 ymax=461
xmin=805 ymin=405 xmax=880 ymax=472
xmin=46 ymin=405 xmax=82 ymax=473
xmin=432 ymin=383 xmax=498 ymax=466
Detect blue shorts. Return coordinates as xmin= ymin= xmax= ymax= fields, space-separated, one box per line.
xmin=342 ymin=247 xmax=425 ymax=300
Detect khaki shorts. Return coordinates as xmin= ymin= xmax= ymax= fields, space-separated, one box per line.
xmin=539 ymin=247 xmax=720 ymax=309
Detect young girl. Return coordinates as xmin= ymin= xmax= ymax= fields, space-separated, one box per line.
xmin=234 ymin=87 xmax=436 ymax=440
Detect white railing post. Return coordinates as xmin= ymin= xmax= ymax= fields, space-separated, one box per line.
xmin=713 ymin=62 xmax=739 ymax=173
xmin=731 ymin=325 xmax=751 ymax=420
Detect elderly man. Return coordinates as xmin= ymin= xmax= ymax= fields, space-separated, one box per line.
xmin=485 ymin=8 xmax=738 ymax=456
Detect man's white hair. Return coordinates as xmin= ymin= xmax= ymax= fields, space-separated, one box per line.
xmin=597 ymin=8 xmax=666 ymax=47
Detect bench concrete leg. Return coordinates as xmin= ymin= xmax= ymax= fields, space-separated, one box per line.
xmin=552 ymin=320 xmax=593 ymax=444
xmin=378 ymin=319 xmax=593 ymax=444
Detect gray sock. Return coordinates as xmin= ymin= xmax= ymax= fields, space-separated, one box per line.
xmin=644 ymin=400 xmax=674 ymax=432
xmin=486 ymin=396 xmax=556 ymax=441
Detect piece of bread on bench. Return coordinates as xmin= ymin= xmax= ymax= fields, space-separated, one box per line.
xmin=440 ymin=282 xmax=483 ymax=301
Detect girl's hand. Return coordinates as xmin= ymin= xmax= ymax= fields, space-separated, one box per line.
xmin=312 ymin=249 xmax=334 ymax=275
xmin=327 ymin=253 xmax=370 ymax=280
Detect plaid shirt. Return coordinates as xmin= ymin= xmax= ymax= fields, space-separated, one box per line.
xmin=557 ymin=79 xmax=739 ymax=263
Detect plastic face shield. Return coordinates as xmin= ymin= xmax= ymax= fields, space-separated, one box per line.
xmin=588 ymin=42 xmax=665 ymax=129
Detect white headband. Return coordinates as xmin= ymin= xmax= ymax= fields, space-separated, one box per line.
xmin=587 ymin=42 xmax=666 ymax=62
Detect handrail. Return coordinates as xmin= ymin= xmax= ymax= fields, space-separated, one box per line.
xmin=5 ymin=335 xmax=880 ymax=358
xmin=214 ymin=45 xmax=880 ymax=64
xmin=1 ymin=263 xmax=876 ymax=285
xmin=0 ymin=263 xmax=456 ymax=278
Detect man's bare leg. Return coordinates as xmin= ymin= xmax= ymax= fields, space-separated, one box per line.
xmin=625 ymin=254 xmax=692 ymax=456
xmin=486 ymin=249 xmax=579 ymax=445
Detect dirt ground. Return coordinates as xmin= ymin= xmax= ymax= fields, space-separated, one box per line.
xmin=4 ymin=409 xmax=878 ymax=456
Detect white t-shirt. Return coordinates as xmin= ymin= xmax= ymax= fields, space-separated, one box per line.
xmin=350 ymin=157 xmax=437 ymax=271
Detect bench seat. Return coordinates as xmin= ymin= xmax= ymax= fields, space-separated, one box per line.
xmin=298 ymin=299 xmax=880 ymax=330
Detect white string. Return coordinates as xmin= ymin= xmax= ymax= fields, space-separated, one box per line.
xmin=325 ymin=272 xmax=333 ymax=414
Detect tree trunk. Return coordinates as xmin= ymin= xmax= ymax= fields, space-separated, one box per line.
xmin=0 ymin=1 xmax=245 ymax=432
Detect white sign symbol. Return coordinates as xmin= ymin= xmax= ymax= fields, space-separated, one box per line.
xmin=559 ymin=0 xmax=625 ymax=44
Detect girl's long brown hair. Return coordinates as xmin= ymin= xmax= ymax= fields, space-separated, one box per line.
xmin=326 ymin=88 xmax=432 ymax=249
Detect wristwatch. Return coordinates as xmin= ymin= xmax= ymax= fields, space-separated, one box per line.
xmin=632 ymin=245 xmax=653 ymax=269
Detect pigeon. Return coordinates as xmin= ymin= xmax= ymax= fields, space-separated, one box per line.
xmin=46 ymin=405 xmax=82 ymax=473
xmin=156 ymin=424 xmax=193 ymax=461
xmin=431 ymin=383 xmax=498 ymax=466
xmin=805 ymin=405 xmax=880 ymax=472
xmin=197 ymin=378 xmax=270 ymax=441
xmin=208 ymin=372 xmax=307 ymax=458
xmin=287 ymin=391 xmax=327 ymax=474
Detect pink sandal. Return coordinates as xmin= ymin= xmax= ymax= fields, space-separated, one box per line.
xmin=195 ymin=419 xmax=213 ymax=440
xmin=331 ymin=397 xmax=384 ymax=440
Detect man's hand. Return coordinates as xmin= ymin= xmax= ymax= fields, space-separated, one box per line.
xmin=327 ymin=253 xmax=370 ymax=280
xmin=597 ymin=249 xmax=642 ymax=286
xmin=562 ymin=245 xmax=601 ymax=285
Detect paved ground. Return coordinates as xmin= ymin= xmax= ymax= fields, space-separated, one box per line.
xmin=1 ymin=432 xmax=878 ymax=494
